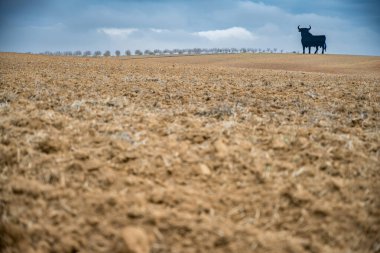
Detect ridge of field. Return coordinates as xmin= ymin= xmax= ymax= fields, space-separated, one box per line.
xmin=0 ymin=53 xmax=379 ymax=253
xmin=139 ymin=53 xmax=380 ymax=76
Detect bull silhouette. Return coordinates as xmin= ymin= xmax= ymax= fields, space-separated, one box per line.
xmin=298 ymin=25 xmax=326 ymax=54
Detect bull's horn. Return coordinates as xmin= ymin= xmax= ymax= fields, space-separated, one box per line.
xmin=298 ymin=25 xmax=300 ymax=29
xmin=308 ymin=25 xmax=311 ymax=30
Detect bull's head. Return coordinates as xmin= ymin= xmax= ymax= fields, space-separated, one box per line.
xmin=298 ymin=25 xmax=311 ymax=33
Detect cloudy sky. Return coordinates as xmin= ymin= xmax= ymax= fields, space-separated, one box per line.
xmin=1 ymin=0 xmax=379 ymax=55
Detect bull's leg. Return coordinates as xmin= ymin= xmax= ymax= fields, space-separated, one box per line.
xmin=308 ymin=47 xmax=311 ymax=54
xmin=303 ymin=46 xmax=305 ymax=54
xmin=314 ymin=46 xmax=318 ymax=54
xmin=322 ymin=47 xmax=324 ymax=54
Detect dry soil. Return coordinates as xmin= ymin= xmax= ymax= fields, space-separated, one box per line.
xmin=0 ymin=53 xmax=379 ymax=253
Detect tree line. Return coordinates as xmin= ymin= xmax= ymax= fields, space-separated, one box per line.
xmin=38 ymin=48 xmax=285 ymax=57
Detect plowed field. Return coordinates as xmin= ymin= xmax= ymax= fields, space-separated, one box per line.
xmin=1 ymin=53 xmax=379 ymax=253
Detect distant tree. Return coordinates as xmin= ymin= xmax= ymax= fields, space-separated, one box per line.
xmin=54 ymin=51 xmax=62 ymax=56
xmin=94 ymin=51 xmax=102 ymax=57
xmin=83 ymin=50 xmax=92 ymax=57
xmin=74 ymin=50 xmax=82 ymax=56
xmin=163 ymin=49 xmax=170 ymax=55
xmin=193 ymin=48 xmax=201 ymax=54
xmin=63 ymin=51 xmax=73 ymax=56
xmin=153 ymin=49 xmax=161 ymax=55
xmin=125 ymin=50 xmax=131 ymax=56
xmin=135 ymin=50 xmax=142 ymax=55
xmin=273 ymin=48 xmax=277 ymax=53
xmin=115 ymin=50 xmax=121 ymax=56
xmin=280 ymin=49 xmax=283 ymax=53
xmin=44 ymin=51 xmax=53 ymax=55
xmin=240 ymin=48 xmax=247 ymax=53
xmin=103 ymin=50 xmax=111 ymax=57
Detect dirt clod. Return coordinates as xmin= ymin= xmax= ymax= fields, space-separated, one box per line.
xmin=117 ymin=226 xmax=151 ymax=253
